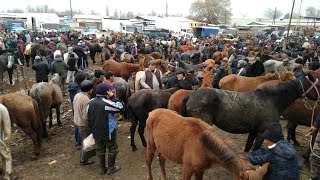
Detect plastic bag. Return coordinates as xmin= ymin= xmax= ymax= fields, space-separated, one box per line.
xmin=83 ymin=134 xmax=95 ymax=152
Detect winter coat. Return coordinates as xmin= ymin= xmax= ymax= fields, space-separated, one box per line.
xmin=67 ymin=57 xmax=77 ymax=71
xmin=236 ymin=67 xmax=246 ymax=76
xmin=309 ymin=61 xmax=320 ymax=71
xmin=251 ymin=61 xmax=265 ymax=77
xmin=212 ymin=66 xmax=226 ymax=88
xmin=73 ymin=46 xmax=86 ymax=59
xmin=87 ymin=96 xmax=123 ymax=141
xmin=68 ymin=82 xmax=81 ymax=104
xmin=32 ymin=61 xmax=50 ymax=81
xmin=293 ymin=66 xmax=304 ymax=79
xmin=191 ymin=50 xmax=201 ymax=64
xmin=180 ymin=52 xmax=191 ymax=62
xmin=51 ymin=61 xmax=69 ymax=79
xmin=177 ymin=78 xmax=193 ymax=90
xmin=247 ymin=140 xmax=301 ymax=180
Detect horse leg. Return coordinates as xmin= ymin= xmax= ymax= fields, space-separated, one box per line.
xmin=291 ymin=124 xmax=300 ymax=146
xmin=21 ymin=126 xmax=41 ymax=157
xmin=195 ymin=171 xmax=205 ymax=180
xmin=41 ymin=115 xmax=48 ymax=138
xmin=7 ymin=68 xmax=13 ymax=85
xmin=138 ymin=120 xmax=147 ymax=147
xmin=158 ymin=153 xmax=167 ymax=180
xmin=252 ymin=133 xmax=264 ymax=151
xmin=130 ymin=118 xmax=138 ymax=151
xmin=49 ymin=107 xmax=53 ymax=128
xmin=287 ymin=121 xmax=293 ymax=143
xmin=182 ymin=164 xmax=193 ymax=180
xmin=244 ymin=130 xmax=258 ymax=152
xmin=146 ymin=141 xmax=155 ymax=180
xmin=56 ymin=106 xmax=61 ymax=126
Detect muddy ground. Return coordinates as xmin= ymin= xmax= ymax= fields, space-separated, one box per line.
xmin=0 ymin=59 xmax=314 ymax=180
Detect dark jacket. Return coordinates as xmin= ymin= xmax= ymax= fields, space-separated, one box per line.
xmin=67 ymin=57 xmax=77 ymax=71
xmin=87 ymin=96 xmax=123 ymax=141
xmin=212 ymin=66 xmax=226 ymax=88
xmin=68 ymin=82 xmax=81 ymax=104
xmin=191 ymin=50 xmax=201 ymax=64
xmin=162 ymin=73 xmax=176 ymax=89
xmin=243 ymin=64 xmax=252 ymax=77
xmin=309 ymin=61 xmax=320 ymax=71
xmin=177 ymin=78 xmax=193 ymax=90
xmin=91 ymin=78 xmax=103 ymax=99
xmin=247 ymin=140 xmax=301 ymax=180
xmin=250 ymin=61 xmax=265 ymax=77
xmin=74 ymin=46 xmax=86 ymax=59
xmin=293 ymin=66 xmax=304 ymax=79
xmin=51 ymin=61 xmax=69 ymax=79
xmin=180 ymin=52 xmax=191 ymax=62
xmin=32 ymin=61 xmax=50 ymax=81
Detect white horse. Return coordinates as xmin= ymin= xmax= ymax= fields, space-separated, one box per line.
xmin=263 ymin=59 xmax=296 ymax=73
xmin=0 ymin=103 xmax=13 ymax=180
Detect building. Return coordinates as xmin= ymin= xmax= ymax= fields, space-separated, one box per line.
xmin=72 ymin=14 xmax=103 ymax=29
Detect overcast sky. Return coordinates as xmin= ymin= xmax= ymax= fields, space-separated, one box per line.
xmin=0 ymin=0 xmax=319 ymax=18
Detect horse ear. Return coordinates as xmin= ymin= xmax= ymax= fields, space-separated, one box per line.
xmin=307 ymin=72 xmax=317 ymax=82
xmin=258 ymin=163 xmax=269 ymax=176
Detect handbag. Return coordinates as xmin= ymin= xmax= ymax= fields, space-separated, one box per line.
xmin=83 ymin=134 xmax=95 ymax=152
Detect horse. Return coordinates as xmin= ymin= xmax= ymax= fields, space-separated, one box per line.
xmin=0 ymin=53 xmax=15 ymax=88
xmin=0 ymin=103 xmax=13 ymax=180
xmin=256 ymin=80 xmax=318 ymax=161
xmin=127 ymin=88 xmax=178 ymax=151
xmin=148 ymin=52 xmax=162 ymax=59
xmin=119 ymin=52 xmax=134 ymax=63
xmin=102 ymin=60 xmax=141 ymax=81
xmin=212 ymin=45 xmax=228 ymax=60
xmin=114 ymin=77 xmax=131 ymax=119
xmin=263 ymin=59 xmax=295 ymax=73
xmin=30 ymin=73 xmax=63 ymax=138
xmin=177 ymin=61 xmax=207 ymax=73
xmin=146 ymin=109 xmax=269 ymax=180
xmin=219 ymin=72 xmax=295 ymax=92
xmin=180 ymin=74 xmax=320 ymax=152
xmin=0 ymin=93 xmax=42 ymax=157
xmin=137 ymin=55 xmax=154 ymax=68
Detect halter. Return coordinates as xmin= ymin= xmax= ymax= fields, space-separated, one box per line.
xmin=300 ymin=76 xmax=320 ymax=102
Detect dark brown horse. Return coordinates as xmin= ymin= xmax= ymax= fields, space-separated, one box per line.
xmin=30 ymin=73 xmax=63 ymax=138
xmin=0 ymin=93 xmax=42 ymax=157
xmin=146 ymin=109 xmax=269 ymax=180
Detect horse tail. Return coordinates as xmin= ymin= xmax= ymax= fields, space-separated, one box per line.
xmin=34 ymin=86 xmax=45 ymax=117
xmin=180 ymin=95 xmax=190 ymax=117
xmin=201 ymin=129 xmax=242 ymax=171
xmin=30 ymin=99 xmax=42 ymax=146
xmin=127 ymin=101 xmax=134 ymax=123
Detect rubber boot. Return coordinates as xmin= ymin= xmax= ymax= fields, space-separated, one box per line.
xmin=107 ymin=154 xmax=121 ymax=175
xmin=98 ymin=155 xmax=107 ymax=175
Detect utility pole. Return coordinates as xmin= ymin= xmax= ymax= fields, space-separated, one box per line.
xmin=69 ymin=0 xmax=73 ymax=18
xmin=165 ymin=2 xmax=168 ymax=17
xmin=284 ymin=0 xmax=295 ymax=50
xmin=273 ymin=7 xmax=277 ymax=25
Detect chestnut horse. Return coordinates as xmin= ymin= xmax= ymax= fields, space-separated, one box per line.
xmin=212 ymin=45 xmax=228 ymax=60
xmin=146 ymin=109 xmax=269 ymax=180
xmin=102 ymin=60 xmax=141 ymax=81
xmin=30 ymin=73 xmax=63 ymax=138
xmin=148 ymin=52 xmax=162 ymax=59
xmin=219 ymin=72 xmax=295 ymax=92
xmin=0 ymin=93 xmax=42 ymax=157
xmin=137 ymin=55 xmax=154 ymax=68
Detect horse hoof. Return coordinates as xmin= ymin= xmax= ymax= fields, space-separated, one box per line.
xmin=132 ymin=146 xmax=137 ymax=151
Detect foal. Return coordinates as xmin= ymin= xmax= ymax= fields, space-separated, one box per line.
xmin=146 ymin=109 xmax=268 ymax=180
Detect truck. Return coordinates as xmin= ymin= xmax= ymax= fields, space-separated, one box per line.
xmin=193 ymin=26 xmax=219 ymax=38
xmin=102 ymin=18 xmax=143 ymax=34
xmin=40 ymin=23 xmax=60 ymax=33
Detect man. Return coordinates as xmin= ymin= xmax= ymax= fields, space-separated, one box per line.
xmin=170 ymin=48 xmax=180 ymax=62
xmin=88 ymin=83 xmax=124 ymax=175
xmin=45 ymin=44 xmax=54 ymax=68
xmin=32 ymin=56 xmax=50 ymax=83
xmin=74 ymin=80 xmax=95 ymax=165
xmin=309 ymin=115 xmax=320 ymax=180
xmin=66 ymin=54 xmax=77 ymax=84
xmin=175 ymin=68 xmax=193 ymax=90
xmin=243 ymin=58 xmax=252 ymax=77
xmin=309 ymin=57 xmax=320 ymax=71
xmin=140 ymin=60 xmax=163 ymax=90
xmin=64 ymin=47 xmax=79 ymax=64
xmin=212 ymin=58 xmax=228 ymax=88
xmin=91 ymin=69 xmax=105 ymax=98
xmin=247 ymin=123 xmax=301 ymax=180
xmin=74 ymin=42 xmax=86 ymax=69
xmin=104 ymin=71 xmax=117 ymax=96
xmin=68 ymin=73 xmax=87 ymax=150
xmin=278 ymin=58 xmax=293 ymax=72
xmin=250 ymin=57 xmax=265 ymax=77
xmin=293 ymin=58 xmax=304 ymax=79
xmin=162 ymin=64 xmax=177 ymax=89
xmin=51 ymin=54 xmax=69 ymax=93
xmin=191 ymin=47 xmax=201 ymax=65
xmin=180 ymin=49 xmax=190 ymax=63
xmin=236 ymin=60 xmax=247 ymax=76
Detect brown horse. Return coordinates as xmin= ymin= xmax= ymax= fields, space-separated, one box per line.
xmin=146 ymin=109 xmax=269 ymax=180
xmin=273 ymin=53 xmax=288 ymax=60
xmin=137 ymin=55 xmax=154 ymax=68
xmin=30 ymin=73 xmax=63 ymax=138
xmin=148 ymin=52 xmax=162 ymax=59
xmin=219 ymin=72 xmax=295 ymax=92
xmin=212 ymin=45 xmax=228 ymax=60
xmin=0 ymin=93 xmax=42 ymax=157
xmin=102 ymin=60 xmax=141 ymax=81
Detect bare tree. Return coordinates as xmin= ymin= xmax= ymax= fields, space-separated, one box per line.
xmin=306 ymin=7 xmax=317 ymax=17
xmin=113 ymin=9 xmax=119 ymax=19
xmin=105 ymin=6 xmax=110 ymax=16
xmin=264 ymin=8 xmax=283 ymax=19
xmin=6 ymin=9 xmax=24 ymax=13
xmin=90 ymin=9 xmax=99 ymax=15
xmin=43 ymin=4 xmax=49 ymax=13
xmin=125 ymin=11 xmax=135 ymax=19
xmin=283 ymin=12 xmax=300 ymax=19
xmin=189 ymin=0 xmax=232 ymax=24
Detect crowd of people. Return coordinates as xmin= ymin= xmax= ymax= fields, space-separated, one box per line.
xmin=1 ymin=27 xmax=320 ymax=179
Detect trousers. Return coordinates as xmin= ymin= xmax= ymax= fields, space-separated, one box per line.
xmin=95 ymin=130 xmax=118 ymax=157
xmin=78 ymin=126 xmax=95 ymax=162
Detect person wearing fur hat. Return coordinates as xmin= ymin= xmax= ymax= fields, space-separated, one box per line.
xmin=73 ymin=80 xmax=95 ymax=165
xmin=87 ymin=83 xmax=124 ymax=175
xmin=247 ymin=123 xmax=301 ymax=180
xmin=236 ymin=60 xmax=247 ymax=76
xmin=32 ymin=56 xmax=50 ymax=83
xmin=51 ymin=54 xmax=69 ymax=93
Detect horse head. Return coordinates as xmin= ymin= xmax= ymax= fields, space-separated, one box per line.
xmin=299 ymin=73 xmax=320 ymax=102
xmin=7 ymin=54 xmax=14 ymax=69
xmin=50 ymin=73 xmax=61 ymax=85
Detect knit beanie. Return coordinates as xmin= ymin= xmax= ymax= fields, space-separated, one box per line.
xmin=262 ymin=123 xmax=284 ymax=143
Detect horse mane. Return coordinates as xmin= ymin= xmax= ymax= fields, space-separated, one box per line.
xmin=123 ymin=62 xmax=141 ymax=72
xmin=263 ymin=73 xmax=278 ymax=80
xmin=201 ymin=129 xmax=253 ymax=173
xmin=200 ymin=68 xmax=214 ymax=88
xmin=279 ymin=71 xmax=294 ymax=82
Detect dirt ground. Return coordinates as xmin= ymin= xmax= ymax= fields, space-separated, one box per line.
xmin=0 ymin=60 xmax=314 ymax=180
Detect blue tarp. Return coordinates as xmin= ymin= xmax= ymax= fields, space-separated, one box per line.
xmin=201 ymin=28 xmax=219 ymax=37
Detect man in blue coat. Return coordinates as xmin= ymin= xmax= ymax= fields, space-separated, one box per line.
xmin=247 ymin=123 xmax=301 ymax=180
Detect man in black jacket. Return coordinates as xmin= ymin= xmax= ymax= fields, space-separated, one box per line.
xmin=32 ymin=56 xmax=50 ymax=83
xmin=212 ymin=58 xmax=228 ymax=88
xmin=87 ymin=83 xmax=123 ymax=175
xmin=74 ymin=42 xmax=86 ymax=69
